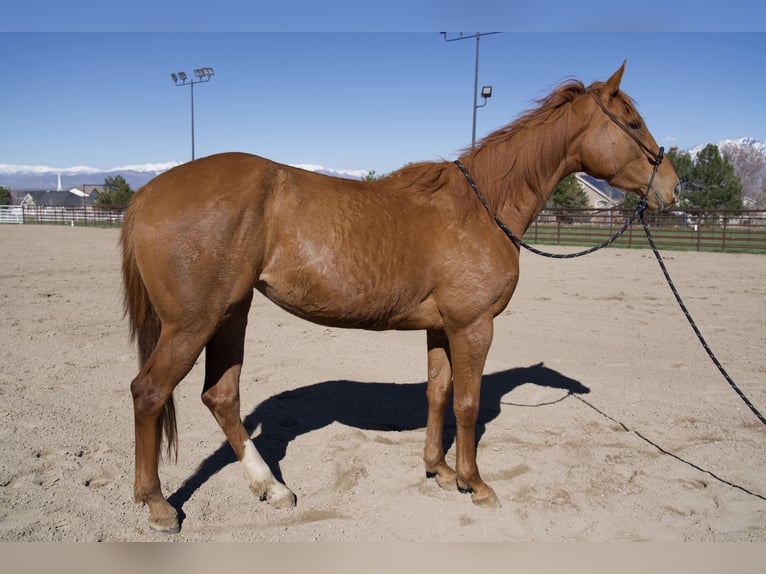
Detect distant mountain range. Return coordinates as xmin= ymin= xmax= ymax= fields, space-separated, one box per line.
xmin=0 ymin=160 xmax=369 ymax=191
xmin=2 ymin=138 xmax=764 ymax=191
xmin=0 ymin=162 xmax=180 ymax=191
xmin=688 ymin=137 xmax=766 ymax=159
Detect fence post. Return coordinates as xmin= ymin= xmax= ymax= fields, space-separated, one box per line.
xmin=696 ymin=216 xmax=702 ymax=252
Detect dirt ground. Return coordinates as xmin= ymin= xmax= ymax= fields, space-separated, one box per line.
xmin=1 ymin=224 xmax=765 ymax=542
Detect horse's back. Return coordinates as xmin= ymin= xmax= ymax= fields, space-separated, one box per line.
xmin=132 ymin=153 xmax=278 ymax=216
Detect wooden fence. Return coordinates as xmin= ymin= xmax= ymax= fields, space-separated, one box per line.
xmin=527 ymin=208 xmax=766 ymax=253
xmin=2 ymin=204 xmax=765 ymax=253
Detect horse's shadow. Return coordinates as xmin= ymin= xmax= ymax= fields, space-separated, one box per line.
xmin=168 ymin=362 xmax=589 ymax=517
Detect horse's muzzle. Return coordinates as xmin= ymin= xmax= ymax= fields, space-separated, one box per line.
xmin=650 ymin=181 xmax=680 ymax=211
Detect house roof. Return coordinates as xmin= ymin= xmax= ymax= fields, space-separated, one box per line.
xmin=576 ymin=173 xmax=625 ymax=203
xmin=12 ymin=189 xmax=99 ymax=207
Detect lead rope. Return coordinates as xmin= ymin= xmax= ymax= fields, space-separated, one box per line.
xmin=455 ymin=158 xmax=766 ymax=427
xmin=638 ymin=211 xmax=766 ymax=426
xmin=454 ymin=158 xmax=651 ymax=258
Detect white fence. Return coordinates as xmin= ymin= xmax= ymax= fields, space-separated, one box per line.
xmin=0 ymin=205 xmax=23 ymax=224
xmin=0 ymin=205 xmax=124 ymax=226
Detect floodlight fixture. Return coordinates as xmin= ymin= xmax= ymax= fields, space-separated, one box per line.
xmin=194 ymin=67 xmax=215 ymax=80
xmin=476 ymin=84 xmax=494 ymax=114
xmin=170 ymin=67 xmax=215 ymax=160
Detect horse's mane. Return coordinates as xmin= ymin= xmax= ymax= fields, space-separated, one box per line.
xmin=377 ymin=77 xmax=639 ymax=208
xmin=378 ymin=160 xmax=452 ymax=194
xmin=380 ymin=79 xmax=589 ymax=188
xmin=468 ymin=79 xmax=586 ymax=155
xmin=474 ymin=78 xmax=640 ymax=152
xmin=453 ymin=79 xmax=590 ymax=200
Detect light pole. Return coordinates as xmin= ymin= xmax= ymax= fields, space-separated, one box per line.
xmin=171 ymin=68 xmax=214 ymax=161
xmin=440 ymin=32 xmax=499 ymax=147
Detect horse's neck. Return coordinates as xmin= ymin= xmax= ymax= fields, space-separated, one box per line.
xmin=468 ymin=118 xmax=575 ymax=235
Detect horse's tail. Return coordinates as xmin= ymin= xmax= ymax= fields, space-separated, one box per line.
xmin=120 ymin=196 xmax=178 ymax=462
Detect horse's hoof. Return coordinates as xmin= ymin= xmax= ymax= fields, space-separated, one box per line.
xmin=434 ymin=472 xmax=458 ymax=491
xmin=148 ymin=513 xmax=180 ymax=534
xmin=252 ymin=481 xmax=296 ymax=509
xmin=471 ymin=489 xmax=501 ymax=509
xmin=427 ymin=466 xmax=458 ymax=491
xmin=268 ymin=485 xmax=297 ymax=510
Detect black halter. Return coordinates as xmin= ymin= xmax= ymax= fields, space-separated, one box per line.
xmin=587 ymin=90 xmax=664 ymax=167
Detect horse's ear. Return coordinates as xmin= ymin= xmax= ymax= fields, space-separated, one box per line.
xmin=605 ymin=60 xmax=626 ymax=97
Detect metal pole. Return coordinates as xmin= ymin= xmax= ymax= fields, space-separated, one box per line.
xmin=190 ymin=80 xmax=195 ymax=161
xmin=471 ymin=34 xmax=480 ymax=148
xmin=171 ymin=68 xmax=214 ymax=162
xmin=440 ymin=32 xmax=499 ymax=148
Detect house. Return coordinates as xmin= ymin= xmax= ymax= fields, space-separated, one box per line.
xmin=575 ymin=173 xmax=625 ymax=208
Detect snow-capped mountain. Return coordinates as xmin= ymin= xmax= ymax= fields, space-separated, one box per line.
xmin=688 ymin=137 xmax=766 ymax=159
xmin=2 ymin=138 xmax=763 ymax=192
xmin=0 ymin=162 xmax=181 ymax=191
xmin=290 ymin=163 xmax=369 ymax=180
xmin=0 ymin=161 xmax=369 ymax=190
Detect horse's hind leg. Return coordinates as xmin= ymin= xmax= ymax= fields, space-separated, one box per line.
xmin=423 ymin=329 xmax=458 ymax=490
xmin=131 ymin=328 xmax=209 ymax=533
xmin=201 ymin=293 xmax=295 ymax=510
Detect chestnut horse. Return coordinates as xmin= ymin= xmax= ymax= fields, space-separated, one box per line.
xmin=121 ymin=62 xmax=679 ymax=532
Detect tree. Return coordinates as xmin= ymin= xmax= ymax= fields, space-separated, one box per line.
xmin=720 ymin=142 xmax=766 ymax=207
xmin=645 ymin=146 xmax=695 ymax=211
xmin=666 ymin=147 xmax=694 ymax=187
xmin=362 ymin=170 xmax=384 ymax=182
xmin=679 ymin=144 xmax=743 ymax=210
xmin=95 ymin=175 xmax=134 ymax=211
xmin=546 ymin=174 xmax=589 ymax=209
xmin=0 ymin=185 xmax=11 ymax=206
xmin=621 ymin=146 xmax=744 ymax=212
xmin=622 ymin=191 xmax=640 ymax=211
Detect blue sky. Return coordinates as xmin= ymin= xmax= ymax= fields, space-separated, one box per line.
xmin=2 ymin=6 xmax=765 ymax=175
xmin=4 ymin=1 xmax=766 ymax=33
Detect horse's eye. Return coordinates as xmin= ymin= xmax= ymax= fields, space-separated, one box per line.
xmin=628 ymin=121 xmax=641 ymax=130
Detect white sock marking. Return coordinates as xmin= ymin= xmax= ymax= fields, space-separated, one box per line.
xmin=242 ymin=440 xmax=274 ymax=485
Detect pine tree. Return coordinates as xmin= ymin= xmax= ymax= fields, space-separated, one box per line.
xmin=95 ymin=175 xmax=134 ymax=211
xmin=680 ymin=144 xmax=743 ymax=210
xmin=546 ymin=174 xmax=589 ymax=209
xmin=666 ymin=147 xmax=694 ymax=188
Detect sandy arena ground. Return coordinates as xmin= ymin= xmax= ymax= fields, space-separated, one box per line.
xmin=0 ymin=224 xmax=764 ymax=542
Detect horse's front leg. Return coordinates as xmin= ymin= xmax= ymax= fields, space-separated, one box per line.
xmin=448 ymin=316 xmax=501 ymax=508
xmin=423 ymin=329 xmax=457 ymax=490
